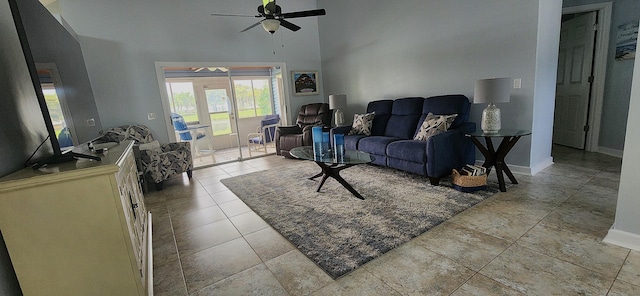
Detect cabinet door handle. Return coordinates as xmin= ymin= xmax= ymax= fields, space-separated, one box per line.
xmin=129 ymin=194 xmax=138 ymax=220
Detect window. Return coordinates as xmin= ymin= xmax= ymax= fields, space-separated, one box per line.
xmin=166 ymin=81 xmax=199 ymax=123
xmin=232 ymin=79 xmax=273 ymax=118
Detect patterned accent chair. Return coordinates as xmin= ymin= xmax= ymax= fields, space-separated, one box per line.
xmin=100 ymin=125 xmax=193 ymax=190
xmin=275 ymin=103 xmax=332 ymax=158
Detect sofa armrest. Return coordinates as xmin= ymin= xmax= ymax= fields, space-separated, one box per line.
xmin=277 ymin=125 xmax=302 ymax=136
xmin=425 ymin=122 xmax=476 ymax=178
xmin=330 ymin=125 xmax=352 ymax=135
xmin=329 ymin=126 xmax=352 ymax=147
xmin=160 ymin=142 xmax=190 ymax=153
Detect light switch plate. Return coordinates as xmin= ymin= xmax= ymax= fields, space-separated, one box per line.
xmin=148 ymin=113 xmax=156 ymax=120
xmin=87 ymin=118 xmax=95 ymax=127
xmin=513 ymin=78 xmax=522 ymax=89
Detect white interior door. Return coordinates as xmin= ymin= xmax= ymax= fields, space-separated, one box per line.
xmin=553 ymin=12 xmax=597 ymax=149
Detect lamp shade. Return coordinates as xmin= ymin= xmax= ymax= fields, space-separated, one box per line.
xmin=329 ymin=94 xmax=347 ymax=110
xmin=474 ymin=78 xmax=512 ymax=104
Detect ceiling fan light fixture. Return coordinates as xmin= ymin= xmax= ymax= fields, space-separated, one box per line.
xmin=262 ymin=19 xmax=280 ymax=34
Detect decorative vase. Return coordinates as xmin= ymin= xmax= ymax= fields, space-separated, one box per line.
xmin=481 ymin=103 xmax=501 ymax=133
xmin=334 ymin=109 xmax=345 ymax=126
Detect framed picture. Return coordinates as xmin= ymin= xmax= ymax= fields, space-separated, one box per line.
xmin=292 ymin=71 xmax=319 ymax=96
xmin=615 ymin=22 xmax=638 ymax=61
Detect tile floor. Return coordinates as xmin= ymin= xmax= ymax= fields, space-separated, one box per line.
xmin=146 ymin=146 xmax=640 ymax=295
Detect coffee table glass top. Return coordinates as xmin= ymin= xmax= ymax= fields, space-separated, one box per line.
xmin=289 ymin=146 xmax=373 ymax=165
xmin=466 ymin=129 xmax=532 ymax=137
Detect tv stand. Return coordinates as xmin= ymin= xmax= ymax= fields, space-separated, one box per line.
xmin=0 ymin=141 xmax=152 ymax=295
xmin=32 ymin=151 xmax=101 ymax=169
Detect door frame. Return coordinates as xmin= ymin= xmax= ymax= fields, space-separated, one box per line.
xmin=154 ymin=61 xmax=291 ymax=142
xmin=560 ymin=2 xmax=612 ymax=152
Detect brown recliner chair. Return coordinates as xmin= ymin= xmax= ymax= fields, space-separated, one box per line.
xmin=276 ymin=103 xmax=332 ymax=158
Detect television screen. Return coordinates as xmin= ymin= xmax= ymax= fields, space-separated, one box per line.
xmin=9 ymin=0 xmax=103 ymax=168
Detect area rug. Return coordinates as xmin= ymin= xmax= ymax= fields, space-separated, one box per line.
xmin=220 ymin=162 xmax=500 ymax=279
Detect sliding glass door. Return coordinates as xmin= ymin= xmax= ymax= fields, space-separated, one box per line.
xmin=159 ymin=64 xmax=286 ymax=168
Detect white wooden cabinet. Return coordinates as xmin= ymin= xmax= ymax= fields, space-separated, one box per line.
xmin=0 ymin=141 xmax=152 ymax=296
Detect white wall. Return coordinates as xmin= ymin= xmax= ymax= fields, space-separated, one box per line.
xmin=531 ymin=0 xmax=563 ymax=172
xmin=318 ymin=0 xmax=561 ymax=170
xmin=56 ymin=0 xmax=324 ymax=143
xmin=607 ymin=23 xmax=640 ymax=248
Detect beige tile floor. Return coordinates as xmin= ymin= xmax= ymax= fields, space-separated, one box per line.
xmin=146 ymin=146 xmax=640 ymax=295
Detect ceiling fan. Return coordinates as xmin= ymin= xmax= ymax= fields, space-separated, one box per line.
xmin=211 ymin=0 xmax=326 ymax=34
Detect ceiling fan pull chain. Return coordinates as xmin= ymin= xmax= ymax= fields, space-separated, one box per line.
xmin=280 ymin=30 xmax=285 ymax=48
xmin=272 ymin=34 xmax=276 ymax=55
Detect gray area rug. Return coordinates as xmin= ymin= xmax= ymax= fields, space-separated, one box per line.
xmin=221 ymin=161 xmax=499 ymax=279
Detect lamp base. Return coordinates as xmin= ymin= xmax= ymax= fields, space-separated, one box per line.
xmin=481 ymin=103 xmax=501 ymax=134
xmin=334 ymin=109 xmax=345 ymax=126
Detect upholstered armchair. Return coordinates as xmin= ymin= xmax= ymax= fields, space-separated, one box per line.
xmin=275 ymin=103 xmax=332 ymax=158
xmin=100 ymin=125 xmax=193 ymax=190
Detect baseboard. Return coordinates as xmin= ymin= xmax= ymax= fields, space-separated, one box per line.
xmin=530 ymin=157 xmax=554 ymax=175
xmin=473 ymin=160 xmax=535 ymax=176
xmin=597 ymin=146 xmax=623 ymax=158
xmin=603 ymin=228 xmax=640 ymax=251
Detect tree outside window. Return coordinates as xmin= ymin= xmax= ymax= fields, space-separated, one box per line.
xmin=233 ymin=79 xmax=273 ymax=118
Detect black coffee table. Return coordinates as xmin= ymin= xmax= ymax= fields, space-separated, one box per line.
xmin=289 ymin=146 xmax=374 ymax=200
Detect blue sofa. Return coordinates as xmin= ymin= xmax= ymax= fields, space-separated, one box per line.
xmin=331 ymin=95 xmax=475 ymax=185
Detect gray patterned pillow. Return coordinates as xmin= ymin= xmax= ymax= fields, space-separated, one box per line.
xmin=413 ymin=113 xmax=457 ymax=141
xmin=348 ymin=112 xmax=376 ymax=136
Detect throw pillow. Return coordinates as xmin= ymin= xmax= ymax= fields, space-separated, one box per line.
xmin=413 ymin=113 xmax=458 ymax=141
xmin=348 ymin=112 xmax=376 ymax=136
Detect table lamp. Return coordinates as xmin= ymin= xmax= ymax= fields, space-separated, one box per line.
xmin=474 ymin=78 xmax=512 ymax=133
xmin=329 ymin=94 xmax=347 ymax=126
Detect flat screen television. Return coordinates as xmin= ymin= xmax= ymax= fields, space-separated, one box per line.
xmin=8 ymin=0 xmax=102 ymax=169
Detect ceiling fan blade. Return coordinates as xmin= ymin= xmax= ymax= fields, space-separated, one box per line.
xmin=279 ymin=19 xmax=301 ymax=32
xmin=240 ymin=21 xmax=263 ymax=32
xmin=279 ymin=9 xmax=326 ymax=19
xmin=210 ymin=13 xmax=258 ymax=17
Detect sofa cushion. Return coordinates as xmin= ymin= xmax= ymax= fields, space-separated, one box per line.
xmin=348 ymin=112 xmax=375 ymax=135
xmin=384 ymin=97 xmax=424 ymax=139
xmin=387 ymin=140 xmax=428 ymax=163
xmin=413 ymin=113 xmax=457 ymax=141
xmin=358 ymin=136 xmax=399 ymax=156
xmin=344 ymin=134 xmax=366 ymax=150
xmin=422 ymin=95 xmax=470 ymax=129
xmin=366 ymin=100 xmax=394 ymax=136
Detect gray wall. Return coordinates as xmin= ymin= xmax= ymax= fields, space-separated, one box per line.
xmin=318 ymin=0 xmax=561 ymax=170
xmin=1 ymin=0 xmax=41 ymax=293
xmin=16 ymin=0 xmax=102 ymax=144
xmin=56 ymin=0 xmax=325 ymax=143
xmin=563 ymin=0 xmax=640 ymax=151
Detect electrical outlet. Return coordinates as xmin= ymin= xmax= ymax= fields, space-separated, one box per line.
xmin=87 ymin=118 xmax=95 ymax=127
xmin=513 ymin=78 xmax=522 ymax=89
xmin=147 ymin=113 xmax=156 ymax=120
